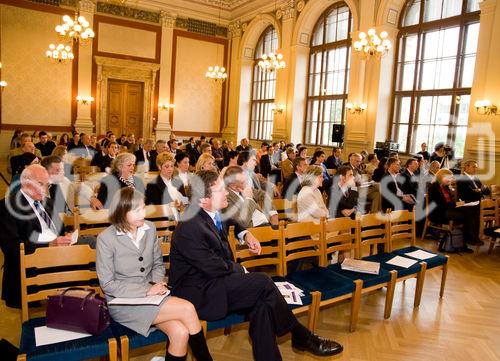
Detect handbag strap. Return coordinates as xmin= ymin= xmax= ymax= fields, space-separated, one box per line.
xmin=59 ymin=287 xmax=95 ymax=308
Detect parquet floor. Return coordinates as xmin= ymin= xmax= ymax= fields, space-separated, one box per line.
xmin=0 ymin=169 xmax=499 ymax=360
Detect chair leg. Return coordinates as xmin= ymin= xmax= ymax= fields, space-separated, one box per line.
xmin=120 ymin=335 xmax=129 ymax=361
xmin=488 ymin=237 xmax=495 ymax=255
xmin=17 ymin=355 xmax=27 ymax=361
xmin=349 ymin=280 xmax=362 ymax=332
xmin=384 ymin=271 xmax=397 ymax=319
xmin=308 ymin=291 xmax=321 ymax=332
xmin=414 ymin=262 xmax=427 ymax=308
xmin=422 ymin=221 xmax=428 ymax=240
xmin=440 ymin=258 xmax=449 ymax=298
xmin=201 ymin=321 xmax=207 ymax=336
xmin=108 ymin=338 xmax=118 ymax=361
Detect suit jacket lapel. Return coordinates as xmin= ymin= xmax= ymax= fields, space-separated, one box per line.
xmin=199 ymin=210 xmax=231 ymax=259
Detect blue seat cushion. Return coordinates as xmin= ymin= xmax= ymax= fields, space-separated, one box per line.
xmin=363 ymin=253 xmax=422 ymax=278
xmin=484 ymin=227 xmax=500 ymax=238
xmin=284 ymin=267 xmax=355 ymax=301
xmin=110 ymin=320 xmax=167 ymax=349
xmin=272 ymin=276 xmax=313 ymax=310
xmin=206 ymin=313 xmax=247 ymax=332
xmin=20 ymin=317 xmax=113 ymax=361
xmin=392 ymin=246 xmax=448 ymax=269
xmin=326 ymin=263 xmax=391 ymax=288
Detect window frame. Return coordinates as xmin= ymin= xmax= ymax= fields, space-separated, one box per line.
xmin=388 ymin=0 xmax=480 ymax=156
xmin=249 ymin=26 xmax=278 ymax=142
xmin=303 ymin=2 xmax=353 ymax=147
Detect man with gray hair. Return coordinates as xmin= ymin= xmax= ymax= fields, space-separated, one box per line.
xmin=0 ymin=165 xmax=73 ymax=308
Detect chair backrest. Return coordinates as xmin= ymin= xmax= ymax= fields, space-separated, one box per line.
xmin=19 ymin=243 xmax=99 ymax=322
xmin=73 ymin=157 xmax=92 ymax=182
xmin=231 ymin=225 xmax=283 ymax=276
xmin=479 ymin=198 xmax=497 ymax=236
xmin=145 ymin=204 xmax=178 ymax=242
xmin=358 ymin=213 xmax=390 ymax=256
xmin=496 ymin=198 xmax=500 ymax=224
xmin=74 ymin=208 xmax=110 ymax=236
xmin=281 ymin=220 xmax=324 ymax=274
xmin=160 ymin=240 xmax=171 ymax=272
xmin=323 ymin=217 xmax=359 ymax=264
xmin=388 ymin=210 xmax=416 ymax=251
xmin=272 ymin=198 xmax=297 ymax=222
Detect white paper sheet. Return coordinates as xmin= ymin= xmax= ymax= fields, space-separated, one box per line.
xmin=70 ymin=229 xmax=79 ymax=245
xmin=35 ymin=326 xmax=91 ymax=346
xmin=386 ymin=255 xmax=418 ymax=269
xmin=494 ymin=228 xmax=500 ymax=234
xmin=108 ymin=292 xmax=170 ymax=306
xmin=275 ymin=281 xmax=304 ymax=305
xmin=404 ymin=249 xmax=436 ymax=260
xmin=456 ymin=201 xmax=480 ymax=207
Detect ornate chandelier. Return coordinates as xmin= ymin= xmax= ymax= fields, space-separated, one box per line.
xmin=258 ymin=52 xmax=286 ymax=73
xmin=46 ymin=43 xmax=75 ymax=63
xmin=353 ymin=28 xmax=392 ymax=58
xmin=56 ymin=13 xmax=95 ymax=43
xmin=205 ymin=65 xmax=227 ymax=83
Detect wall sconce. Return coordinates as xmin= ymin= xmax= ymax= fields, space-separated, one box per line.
xmin=270 ymin=103 xmax=285 ymax=114
xmin=0 ymin=80 xmax=6 ymax=90
xmin=474 ymin=99 xmax=497 ymax=115
xmin=158 ymin=103 xmax=175 ymax=111
xmin=76 ymin=95 xmax=94 ymax=105
xmin=346 ymin=102 xmax=367 ymax=114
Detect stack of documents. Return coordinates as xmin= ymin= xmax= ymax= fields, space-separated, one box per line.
xmin=274 ymin=282 xmax=304 ymax=305
xmin=404 ymin=249 xmax=436 ymax=260
xmin=108 ymin=293 xmax=170 ymax=306
xmin=341 ymin=258 xmax=380 ymax=275
xmin=386 ymin=255 xmax=418 ymax=268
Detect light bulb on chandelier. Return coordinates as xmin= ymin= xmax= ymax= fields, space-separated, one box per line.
xmin=56 ymin=13 xmax=95 ymax=43
xmin=258 ymin=52 xmax=286 ymax=73
xmin=353 ymin=28 xmax=391 ymax=58
xmin=45 ymin=43 xmax=75 ymax=63
xmin=205 ymin=65 xmax=228 ymax=83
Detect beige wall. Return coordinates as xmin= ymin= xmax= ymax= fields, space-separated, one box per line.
xmin=97 ymin=23 xmax=157 ymax=60
xmin=172 ymin=36 xmax=224 ymax=134
xmin=0 ymin=4 xmax=72 ymax=127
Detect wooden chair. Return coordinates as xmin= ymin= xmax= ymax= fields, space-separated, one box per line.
xmin=145 ymin=204 xmax=178 ymax=239
xmin=281 ymin=221 xmax=362 ymax=332
xmin=360 ymin=213 xmax=427 ymax=308
xmin=272 ymin=198 xmax=297 ymax=223
xmin=227 ymin=224 xmax=320 ymax=331
xmin=484 ymin=198 xmax=500 ymax=255
xmin=18 ymin=244 xmax=117 ymax=361
xmin=72 ymin=157 xmax=92 ymax=182
xmin=323 ymin=217 xmax=397 ymax=319
xmin=389 ymin=210 xmax=449 ymax=298
xmin=421 ymin=193 xmax=460 ymax=240
xmin=73 ymin=208 xmax=110 ymax=237
xmin=479 ymin=199 xmax=497 ymax=245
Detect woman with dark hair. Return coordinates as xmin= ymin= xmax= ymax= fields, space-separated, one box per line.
xmin=96 ymin=188 xmax=212 ymax=361
xmin=310 ymin=150 xmax=332 ymax=192
xmin=96 ymin=153 xmax=145 ymax=208
xmin=59 ymin=133 xmax=70 ymax=146
xmin=372 ymin=156 xmax=388 ymax=182
xmin=10 ymin=129 xmax=23 ymax=150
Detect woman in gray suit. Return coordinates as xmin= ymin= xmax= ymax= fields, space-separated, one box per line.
xmin=96 ymin=188 xmax=212 ymax=361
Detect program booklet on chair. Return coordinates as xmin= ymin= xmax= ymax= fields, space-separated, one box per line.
xmin=341 ymin=258 xmax=380 ymax=275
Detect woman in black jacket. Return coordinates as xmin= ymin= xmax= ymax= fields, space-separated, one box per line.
xmin=145 ymin=152 xmax=186 ymax=206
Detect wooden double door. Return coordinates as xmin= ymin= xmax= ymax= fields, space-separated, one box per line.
xmin=107 ymin=79 xmax=144 ymax=138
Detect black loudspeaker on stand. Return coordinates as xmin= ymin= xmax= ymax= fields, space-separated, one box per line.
xmin=332 ymin=124 xmax=345 ymax=144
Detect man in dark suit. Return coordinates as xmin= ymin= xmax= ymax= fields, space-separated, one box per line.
xmin=381 ymin=158 xmax=414 ymax=212
xmin=401 ymin=158 xmax=420 ymax=199
xmin=325 ymin=147 xmax=343 ymax=170
xmin=457 ymin=160 xmax=491 ymax=202
xmin=329 ymin=166 xmax=359 ymax=219
xmin=235 ymin=138 xmax=251 ymax=152
xmin=134 ymin=138 xmax=155 ymax=172
xmin=0 ymin=165 xmax=73 ymax=308
xmin=70 ymin=133 xmax=96 ymax=159
xmin=169 ymin=170 xmax=343 ymax=361
xmin=282 ymin=157 xmax=307 ymax=200
xmin=148 ymin=140 xmax=168 ymax=172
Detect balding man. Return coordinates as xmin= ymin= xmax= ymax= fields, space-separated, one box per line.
xmin=7 ymin=134 xmax=42 ymax=175
xmin=0 ymin=165 xmax=72 ymax=308
xmin=10 ymin=141 xmax=40 ymax=180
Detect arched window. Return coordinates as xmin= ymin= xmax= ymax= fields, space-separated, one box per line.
xmin=249 ymin=26 xmax=278 ymax=141
xmin=390 ymin=0 xmax=480 ymax=157
xmin=304 ymin=3 xmax=353 ymax=146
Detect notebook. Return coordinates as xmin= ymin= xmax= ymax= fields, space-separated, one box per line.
xmin=341 ymin=258 xmax=380 ymax=275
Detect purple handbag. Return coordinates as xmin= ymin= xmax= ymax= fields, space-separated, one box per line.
xmin=46 ymin=287 xmax=110 ymax=335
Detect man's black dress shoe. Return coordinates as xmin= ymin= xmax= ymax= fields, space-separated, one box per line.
xmin=292 ymin=334 xmax=343 ymax=356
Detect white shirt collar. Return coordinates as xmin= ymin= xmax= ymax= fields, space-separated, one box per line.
xmin=160 ymin=175 xmax=172 ymax=186
xmin=21 ymin=189 xmax=36 ymax=207
xmin=116 ymin=222 xmax=150 ymax=236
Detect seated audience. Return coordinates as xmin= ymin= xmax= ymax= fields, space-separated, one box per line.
xmin=97 ymin=153 xmax=145 ymax=208
xmin=35 ymin=131 xmax=56 ymax=157
xmin=298 ymin=146 xmax=308 ymax=161
xmin=96 ymin=188 xmax=212 ymax=361
xmin=428 ymin=160 xmax=441 ymax=177
xmin=67 ymin=132 xmax=81 ymax=151
xmin=222 ymin=166 xmax=278 ymax=228
xmin=235 ymin=137 xmax=251 ymax=152
xmin=59 ymin=132 xmax=70 ymax=146
xmin=41 ymin=156 xmax=102 ymax=213
xmin=186 ymin=137 xmax=200 ymax=166
xmin=280 ymin=147 xmax=296 ymax=180
xmin=220 ymin=150 xmax=239 ymax=176
xmin=297 ymin=166 xmax=329 ymax=222
xmin=10 ymin=141 xmax=39 ymax=181
xmin=70 ymin=133 xmax=96 ymax=159
xmin=430 ymin=142 xmax=453 ymax=168
xmin=259 ymin=143 xmax=281 ymax=184
xmin=7 ymin=133 xmax=42 ymax=175
xmin=238 ymin=151 xmax=279 ymax=197
xmin=94 ymin=141 xmax=119 ymax=172
xmin=169 ymin=170 xmax=342 ymax=361
xmin=211 ymin=139 xmax=224 ymax=169
xmin=428 ymin=169 xmax=480 ymax=249
xmin=195 ymin=153 xmax=217 ymax=173
xmin=122 ymin=133 xmax=136 ymax=151
xmin=174 ymin=152 xmax=191 ymax=197
xmin=372 ymin=156 xmax=388 ymax=182
xmin=10 ymin=129 xmax=23 ymax=150
xmin=329 ymin=166 xmax=359 ymax=219
xmin=348 ymin=153 xmax=381 ymax=213
xmin=200 ymin=143 xmax=212 ymax=156
xmin=364 ymin=153 xmax=379 ymax=180
xmin=457 ymin=160 xmax=491 ymax=202
xmin=146 ymin=152 xmax=187 ymax=206
xmin=310 ymin=150 xmax=332 ymax=192
xmin=282 ymin=157 xmax=307 ymax=200
xmin=417 ymin=142 xmax=430 ymax=161
xmin=401 ymin=158 xmax=420 ymax=200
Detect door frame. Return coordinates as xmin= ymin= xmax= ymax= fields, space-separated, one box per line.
xmin=107 ymin=79 xmax=145 ymax=137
